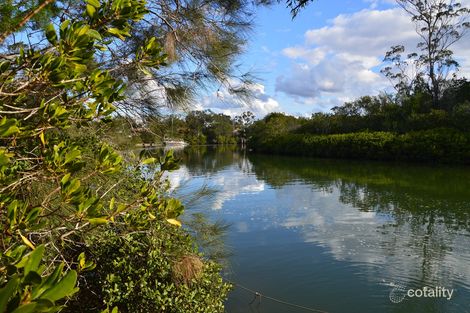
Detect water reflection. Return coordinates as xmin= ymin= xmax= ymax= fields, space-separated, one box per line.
xmin=168 ymin=147 xmax=470 ymax=313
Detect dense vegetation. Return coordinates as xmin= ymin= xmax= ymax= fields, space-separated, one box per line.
xmin=101 ymin=110 xmax=255 ymax=147
xmin=248 ymin=0 xmax=470 ymax=164
xmin=0 ymin=0 xmax=289 ymax=311
xmin=131 ymin=110 xmax=255 ymax=146
xmin=0 ymin=0 xmax=318 ymax=310
xmin=249 ymin=82 xmax=470 ymax=163
xmin=254 ymin=128 xmax=470 ymax=163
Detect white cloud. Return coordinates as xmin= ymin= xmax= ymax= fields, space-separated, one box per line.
xmin=276 ymin=55 xmax=387 ymax=102
xmin=304 ymin=8 xmax=417 ymax=56
xmin=281 ymin=46 xmax=326 ymax=65
xmin=277 ymin=5 xmax=470 ymax=111
xmin=198 ymin=83 xmax=281 ymax=117
xmin=276 ymin=8 xmax=421 ymax=109
xmin=363 ymin=0 xmax=397 ymax=9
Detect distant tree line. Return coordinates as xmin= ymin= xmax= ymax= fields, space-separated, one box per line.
xmin=302 ymin=81 xmax=470 ymax=135
xmin=248 ymin=79 xmax=470 ymax=163
xmin=248 ymin=0 xmax=470 ymax=163
xmin=107 ymin=110 xmax=255 ymax=147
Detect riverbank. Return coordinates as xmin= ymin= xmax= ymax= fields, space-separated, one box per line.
xmin=249 ymin=128 xmax=470 ymax=164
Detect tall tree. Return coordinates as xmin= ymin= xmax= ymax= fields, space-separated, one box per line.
xmin=383 ymin=0 xmax=470 ymax=106
xmin=234 ymin=111 xmax=255 ymax=146
xmin=0 ymin=1 xmax=262 ymax=120
xmin=0 ymin=0 xmax=234 ymax=311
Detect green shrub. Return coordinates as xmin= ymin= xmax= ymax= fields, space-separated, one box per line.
xmin=0 ymin=0 xmax=230 ymax=312
xmin=252 ymin=128 xmax=470 ymax=163
xmin=66 ymin=222 xmax=230 ymax=313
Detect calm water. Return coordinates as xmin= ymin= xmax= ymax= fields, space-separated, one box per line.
xmin=167 ymin=146 xmax=470 ymax=313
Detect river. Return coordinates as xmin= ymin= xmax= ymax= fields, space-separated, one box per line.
xmin=165 ymin=146 xmax=470 ymax=313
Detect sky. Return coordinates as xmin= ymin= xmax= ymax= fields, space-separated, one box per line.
xmin=195 ymin=0 xmax=470 ymax=118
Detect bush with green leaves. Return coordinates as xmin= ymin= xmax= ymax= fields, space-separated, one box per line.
xmin=252 ymin=128 xmax=470 ymax=163
xmin=0 ymin=0 xmax=229 ymax=312
xmin=65 ymin=221 xmax=230 ymax=313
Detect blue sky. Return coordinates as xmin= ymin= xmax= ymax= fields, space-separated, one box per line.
xmin=196 ymin=0 xmax=470 ymax=117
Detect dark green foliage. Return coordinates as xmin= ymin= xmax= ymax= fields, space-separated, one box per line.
xmin=296 ymin=84 xmax=470 ymax=136
xmin=452 ymin=101 xmax=470 ymax=131
xmin=136 ymin=110 xmax=244 ymax=146
xmin=252 ymin=128 xmax=470 ymax=164
xmin=211 ymin=114 xmax=233 ymax=143
xmin=66 ymin=222 xmax=230 ymax=313
xmin=234 ymin=111 xmax=255 ymax=146
xmin=0 ymin=245 xmax=80 ymax=313
xmin=249 ymin=112 xmax=305 ymax=145
xmin=99 ymin=118 xmax=142 ymax=149
xmin=139 ymin=128 xmax=157 ymax=146
xmin=0 ymin=0 xmax=232 ymax=312
xmin=441 ymin=80 xmax=470 ymax=112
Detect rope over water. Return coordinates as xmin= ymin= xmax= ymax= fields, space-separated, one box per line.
xmin=226 ymin=279 xmax=330 ymax=313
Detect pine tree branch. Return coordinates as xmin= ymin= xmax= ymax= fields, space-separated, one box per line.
xmin=0 ymin=0 xmax=56 ymax=45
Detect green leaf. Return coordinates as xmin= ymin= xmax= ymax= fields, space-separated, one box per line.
xmin=73 ymin=63 xmax=88 ymax=73
xmin=32 ymin=264 xmax=64 ymax=299
xmin=31 ymin=299 xmax=54 ymax=310
xmin=25 ymin=207 xmax=42 ymax=224
xmin=23 ymin=271 xmax=42 ymax=285
xmin=0 ymin=60 xmax=10 ymax=73
xmin=87 ymin=0 xmax=100 ymax=8
xmin=11 ymin=303 xmax=37 ymax=313
xmin=7 ymin=200 xmax=18 ymax=226
xmin=109 ymin=197 xmax=115 ymax=210
xmin=142 ymin=157 xmax=156 ymax=165
xmin=24 ymin=245 xmax=45 ymax=275
xmin=107 ymin=28 xmax=127 ymax=39
xmin=88 ymin=218 xmax=108 ymax=225
xmin=0 ymin=148 xmax=13 ymax=167
xmin=39 ymin=131 xmax=45 ymax=146
xmin=59 ymin=20 xmax=70 ymax=36
xmin=77 ymin=197 xmax=95 ymax=214
xmin=78 ymin=252 xmax=86 ymax=269
xmin=0 ymin=275 xmax=20 ymax=312
xmin=64 ymin=149 xmax=81 ymax=165
xmin=20 ymin=234 xmax=35 ymax=250
xmin=160 ymin=150 xmax=180 ymax=171
xmin=65 ymin=179 xmax=81 ymax=196
xmin=165 ymin=198 xmax=184 ymax=217
xmin=86 ymin=4 xmax=96 ymax=18
xmin=0 ymin=117 xmax=19 ymax=137
xmin=39 ymin=270 xmax=78 ymax=302
xmin=50 ymin=105 xmax=67 ymax=119
xmin=76 ymin=25 xmax=91 ymax=37
xmin=166 ymin=218 xmax=182 ymax=227
xmin=7 ymin=246 xmax=27 ymax=261
xmin=60 ymin=173 xmax=71 ymax=186
xmin=45 ymin=24 xmax=57 ymax=44
xmin=87 ymin=29 xmax=102 ymax=40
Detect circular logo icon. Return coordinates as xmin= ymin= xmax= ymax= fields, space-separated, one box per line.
xmin=389 ymin=283 xmax=407 ymax=303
